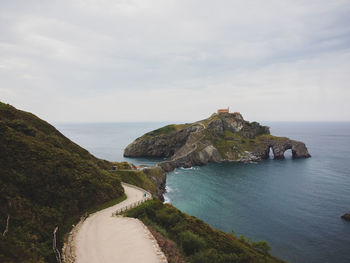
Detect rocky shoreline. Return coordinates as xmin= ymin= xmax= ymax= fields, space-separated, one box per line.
xmin=142 ymin=167 xmax=167 ymax=201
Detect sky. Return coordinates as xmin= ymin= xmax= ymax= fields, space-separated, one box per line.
xmin=1 ymin=0 xmax=350 ymax=123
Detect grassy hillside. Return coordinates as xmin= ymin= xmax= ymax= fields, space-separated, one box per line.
xmin=117 ymin=169 xmax=157 ymax=193
xmin=0 ymin=102 xmax=124 ymax=262
xmin=144 ymin=124 xmax=190 ymax=137
xmin=126 ymin=200 xmax=286 ymax=263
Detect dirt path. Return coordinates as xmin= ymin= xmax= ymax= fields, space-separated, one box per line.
xmin=70 ymin=183 xmax=167 ymax=263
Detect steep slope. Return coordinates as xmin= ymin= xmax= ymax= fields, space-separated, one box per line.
xmin=0 ymin=102 xmax=124 ymax=262
xmin=124 ymin=112 xmax=310 ymax=171
xmin=126 ymin=200 xmax=287 ymax=263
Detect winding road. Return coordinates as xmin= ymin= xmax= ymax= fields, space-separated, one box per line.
xmin=71 ymin=183 xmax=167 ymax=263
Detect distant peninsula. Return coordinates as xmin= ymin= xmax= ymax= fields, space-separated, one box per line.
xmin=124 ymin=110 xmax=311 ymax=171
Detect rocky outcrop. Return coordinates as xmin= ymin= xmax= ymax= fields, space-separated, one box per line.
xmin=124 ymin=124 xmax=204 ymax=157
xmin=124 ymin=113 xmax=311 ymax=172
xmin=159 ymin=144 xmax=223 ymax=172
xmin=341 ymin=213 xmax=350 ymax=221
xmin=142 ymin=166 xmax=167 ymax=201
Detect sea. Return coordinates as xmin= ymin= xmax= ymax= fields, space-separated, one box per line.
xmin=55 ymin=121 xmax=350 ymax=263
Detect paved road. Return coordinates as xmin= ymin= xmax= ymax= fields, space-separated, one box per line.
xmin=75 ymin=183 xmax=166 ymax=263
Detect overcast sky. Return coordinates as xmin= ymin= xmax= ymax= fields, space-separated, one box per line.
xmin=1 ymin=0 xmax=350 ymax=123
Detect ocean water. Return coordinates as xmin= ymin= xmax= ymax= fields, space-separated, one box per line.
xmin=56 ymin=122 xmax=166 ymax=165
xmin=55 ymin=122 xmax=350 ymax=263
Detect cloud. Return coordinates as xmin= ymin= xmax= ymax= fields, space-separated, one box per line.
xmin=0 ymin=0 xmax=350 ymax=122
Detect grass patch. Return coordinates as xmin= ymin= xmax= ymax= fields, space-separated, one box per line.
xmin=145 ymin=124 xmax=190 ymax=137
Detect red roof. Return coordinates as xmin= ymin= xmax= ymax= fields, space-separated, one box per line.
xmin=218 ymin=108 xmax=229 ymax=113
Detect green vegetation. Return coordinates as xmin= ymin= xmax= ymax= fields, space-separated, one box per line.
xmin=198 ymin=117 xmax=274 ymax=160
xmin=112 ymin=161 xmax=136 ymax=170
xmin=126 ymin=200 xmax=286 ymax=263
xmin=87 ymin=194 xmax=127 ymax=215
xmin=116 ymin=170 xmax=157 ymax=193
xmin=0 ymin=102 xmax=124 ymax=262
xmin=145 ymin=124 xmax=190 ymax=137
xmin=239 ymin=121 xmax=270 ymax=138
xmin=200 ymin=113 xmax=220 ymax=127
xmin=115 ymin=166 xmax=165 ymax=199
xmin=210 ymin=131 xmax=287 ymax=159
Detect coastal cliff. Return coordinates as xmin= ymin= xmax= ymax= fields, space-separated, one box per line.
xmin=124 ymin=112 xmax=311 ymax=171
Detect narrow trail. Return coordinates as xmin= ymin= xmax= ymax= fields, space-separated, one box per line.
xmin=66 ymin=183 xmax=167 ymax=263
xmin=171 ymin=122 xmax=206 ymax=161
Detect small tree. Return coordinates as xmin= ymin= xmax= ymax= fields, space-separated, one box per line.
xmin=253 ymin=240 xmax=271 ymax=256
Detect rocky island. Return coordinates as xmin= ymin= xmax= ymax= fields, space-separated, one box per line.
xmin=124 ymin=111 xmax=311 ymax=171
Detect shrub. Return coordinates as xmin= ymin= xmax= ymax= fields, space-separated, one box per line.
xmin=252 ymin=241 xmax=271 ymax=255
xmin=179 ymin=231 xmax=206 ymax=255
xmin=156 ymin=207 xmax=182 ymax=227
xmin=192 ymin=249 xmax=238 ymax=263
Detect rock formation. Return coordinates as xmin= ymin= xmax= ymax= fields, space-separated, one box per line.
xmin=142 ymin=167 xmax=167 ymax=201
xmin=124 ymin=112 xmax=311 ymax=172
xmin=341 ymin=213 xmax=350 ymax=221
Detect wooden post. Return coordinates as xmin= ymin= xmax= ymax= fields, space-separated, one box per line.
xmin=53 ymin=226 xmax=62 ymax=263
xmin=2 ymin=214 xmax=10 ymax=237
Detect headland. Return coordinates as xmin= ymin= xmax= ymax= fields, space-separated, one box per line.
xmin=124 ymin=110 xmax=311 ymax=171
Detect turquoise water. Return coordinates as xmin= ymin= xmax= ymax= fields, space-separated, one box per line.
xmin=56 ymin=122 xmax=350 ymax=263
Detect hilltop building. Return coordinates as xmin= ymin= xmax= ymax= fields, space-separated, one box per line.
xmin=217 ymin=107 xmax=229 ymax=114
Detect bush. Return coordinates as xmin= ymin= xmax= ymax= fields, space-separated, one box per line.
xmin=156 ymin=207 xmax=182 ymax=227
xmin=179 ymin=231 xmax=206 ymax=255
xmin=252 ymin=241 xmax=271 ymax=255
xmin=192 ymin=249 xmax=238 ymax=263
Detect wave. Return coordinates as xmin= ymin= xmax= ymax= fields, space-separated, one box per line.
xmin=180 ymin=166 xmax=200 ymax=170
xmin=165 ymin=185 xmax=172 ymax=193
xmin=163 ymin=195 xmax=171 ymax=204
